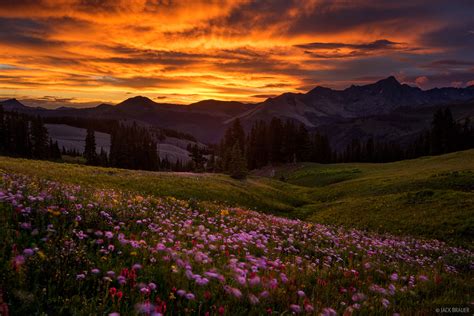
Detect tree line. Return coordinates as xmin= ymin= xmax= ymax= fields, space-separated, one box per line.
xmin=408 ymin=108 xmax=473 ymax=157
xmin=215 ymin=118 xmax=333 ymax=178
xmin=216 ymin=107 xmax=474 ymax=178
xmin=1 ymin=105 xmax=472 ymax=177
xmin=339 ymin=108 xmax=474 ymax=163
xmin=84 ymin=122 xmax=199 ymax=172
xmin=0 ymin=106 xmax=61 ymax=160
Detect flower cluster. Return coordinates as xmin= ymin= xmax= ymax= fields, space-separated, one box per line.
xmin=0 ymin=173 xmax=472 ymax=315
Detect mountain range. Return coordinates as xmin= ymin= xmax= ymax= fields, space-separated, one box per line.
xmin=2 ymin=76 xmax=474 ymax=148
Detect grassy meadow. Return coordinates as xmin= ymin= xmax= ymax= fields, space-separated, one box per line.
xmin=272 ymin=150 xmax=474 ymax=248
xmin=0 ymin=163 xmax=472 ymax=314
xmin=0 ymin=150 xmax=473 ymax=247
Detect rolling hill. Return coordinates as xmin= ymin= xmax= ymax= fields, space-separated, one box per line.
xmin=1 ymin=150 xmax=472 ymax=247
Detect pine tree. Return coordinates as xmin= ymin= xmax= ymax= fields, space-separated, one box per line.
xmin=174 ymin=159 xmax=183 ymax=172
xmin=281 ymin=119 xmax=298 ymax=163
xmin=30 ymin=116 xmax=48 ymax=159
xmin=189 ymin=144 xmax=207 ymax=172
xmin=232 ymin=118 xmax=246 ymax=152
xmin=431 ymin=108 xmax=457 ymax=155
xmin=295 ymin=123 xmax=310 ymax=162
xmin=229 ymin=143 xmax=247 ymax=179
xmin=207 ymin=152 xmax=216 ymax=172
xmin=84 ymin=127 xmax=97 ymax=165
xmin=49 ymin=139 xmax=61 ymax=160
xmin=98 ymin=147 xmax=108 ymax=166
xmin=109 ymin=123 xmax=159 ymax=171
xmin=268 ymin=118 xmax=283 ymax=163
xmin=365 ymin=137 xmax=375 ymax=162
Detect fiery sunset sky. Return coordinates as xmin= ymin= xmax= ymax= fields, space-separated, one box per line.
xmin=0 ymin=0 xmax=473 ymax=108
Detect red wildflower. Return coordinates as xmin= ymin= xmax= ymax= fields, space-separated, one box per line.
xmin=109 ymin=287 xmax=117 ymax=297
xmin=121 ymin=268 xmax=129 ymax=278
xmin=156 ymin=302 xmax=166 ymax=314
xmin=317 ymin=278 xmax=328 ymax=287
xmin=218 ymin=306 xmax=225 ymax=315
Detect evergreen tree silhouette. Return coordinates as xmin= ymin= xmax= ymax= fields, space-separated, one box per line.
xmin=84 ymin=127 xmax=97 ymax=165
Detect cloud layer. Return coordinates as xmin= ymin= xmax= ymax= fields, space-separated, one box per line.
xmin=0 ymin=0 xmax=473 ymax=107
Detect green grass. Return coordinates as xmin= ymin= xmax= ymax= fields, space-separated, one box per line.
xmin=0 ymin=157 xmax=309 ymax=216
xmin=1 ymin=149 xmax=473 ymax=247
xmin=274 ymin=150 xmax=474 ymax=247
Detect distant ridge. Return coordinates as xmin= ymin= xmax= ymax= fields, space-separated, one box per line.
xmin=2 ymin=76 xmax=474 ymax=145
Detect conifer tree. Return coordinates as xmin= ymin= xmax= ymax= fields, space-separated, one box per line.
xmin=49 ymin=139 xmax=61 ymax=160
xmin=189 ymin=144 xmax=207 ymax=172
xmin=98 ymin=147 xmax=108 ymax=166
xmin=84 ymin=128 xmax=97 ymax=165
xmin=229 ymin=143 xmax=247 ymax=179
xmin=30 ymin=116 xmax=49 ymax=159
xmin=207 ymin=152 xmax=216 ymax=172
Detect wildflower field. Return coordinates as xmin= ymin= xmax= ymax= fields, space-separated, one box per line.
xmin=0 ymin=170 xmax=472 ymax=315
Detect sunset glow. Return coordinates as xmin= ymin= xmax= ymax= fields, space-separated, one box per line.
xmin=0 ymin=0 xmax=473 ymax=108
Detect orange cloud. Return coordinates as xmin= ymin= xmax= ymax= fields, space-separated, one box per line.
xmin=0 ymin=1 xmax=473 ymax=106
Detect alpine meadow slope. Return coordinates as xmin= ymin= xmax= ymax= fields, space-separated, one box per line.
xmin=0 ymin=152 xmax=473 ymax=315
xmin=1 ymin=150 xmax=473 ymax=247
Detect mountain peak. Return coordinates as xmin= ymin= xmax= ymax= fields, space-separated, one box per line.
xmin=376 ymin=76 xmax=401 ymax=86
xmin=116 ymin=96 xmax=156 ymax=107
xmin=0 ymin=98 xmax=27 ymax=108
xmin=307 ymin=85 xmax=333 ymax=94
xmin=125 ymin=95 xmax=153 ymax=102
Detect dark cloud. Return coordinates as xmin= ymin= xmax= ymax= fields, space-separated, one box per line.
xmin=303 ymin=51 xmax=369 ymax=59
xmin=286 ymin=1 xmax=425 ymax=36
xmin=251 ymin=94 xmax=277 ymax=99
xmin=0 ymin=16 xmax=90 ymax=50
xmin=421 ymin=59 xmax=474 ymax=72
xmin=428 ymin=60 xmax=474 ymax=67
xmin=421 ymin=24 xmax=474 ymax=50
xmin=260 ymin=83 xmax=292 ymax=89
xmin=295 ymin=40 xmax=401 ymax=51
xmin=97 ymin=45 xmax=268 ymax=68
xmin=0 ymin=18 xmax=64 ymax=48
xmin=404 ymin=70 xmax=474 ymax=89
xmin=167 ymin=1 xmax=465 ymax=39
xmin=98 ymin=45 xmax=210 ymax=66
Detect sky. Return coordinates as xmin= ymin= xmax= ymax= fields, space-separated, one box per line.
xmin=0 ymin=0 xmax=473 ymax=108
